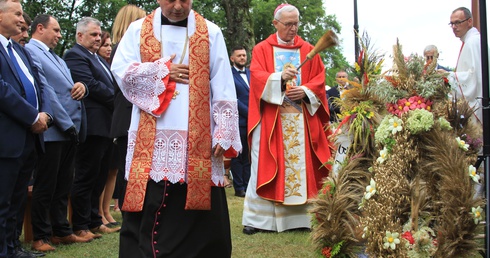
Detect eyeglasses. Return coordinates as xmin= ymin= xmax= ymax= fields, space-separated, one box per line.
xmin=275 ymin=19 xmax=300 ymax=28
xmin=448 ymin=18 xmax=470 ymax=27
xmin=426 ymin=56 xmax=433 ymax=60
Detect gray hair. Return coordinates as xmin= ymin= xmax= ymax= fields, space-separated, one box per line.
xmin=274 ymin=5 xmax=299 ymax=20
xmin=423 ymin=45 xmax=439 ymax=57
xmin=0 ymin=0 xmax=20 ymax=12
xmin=452 ymin=7 xmax=472 ymax=19
xmin=76 ymin=17 xmax=101 ymax=34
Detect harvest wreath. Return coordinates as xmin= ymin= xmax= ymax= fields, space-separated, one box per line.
xmin=311 ymin=38 xmax=484 ymax=258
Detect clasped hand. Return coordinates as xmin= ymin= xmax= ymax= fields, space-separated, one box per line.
xmin=71 ymin=82 xmax=86 ymax=100
xmin=31 ymin=112 xmax=49 ymax=134
xmin=169 ymin=54 xmax=189 ymax=84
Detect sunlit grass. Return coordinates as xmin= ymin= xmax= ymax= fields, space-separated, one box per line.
xmin=22 ymin=189 xmax=484 ymax=257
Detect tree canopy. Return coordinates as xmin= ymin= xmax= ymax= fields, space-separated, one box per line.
xmin=23 ymin=0 xmax=350 ymax=85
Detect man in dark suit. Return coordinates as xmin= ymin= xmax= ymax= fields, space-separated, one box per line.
xmin=0 ymin=0 xmax=53 ymax=257
xmin=10 ymin=12 xmax=47 ymax=258
xmin=63 ymin=17 xmax=118 ymax=239
xmin=327 ymin=70 xmax=349 ymax=123
xmin=26 ymin=14 xmax=92 ymax=252
xmin=229 ymin=46 xmax=251 ymax=197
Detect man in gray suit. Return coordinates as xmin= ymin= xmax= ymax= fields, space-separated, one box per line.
xmin=25 ymin=14 xmax=91 ymax=253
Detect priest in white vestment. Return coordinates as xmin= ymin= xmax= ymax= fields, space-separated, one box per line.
xmin=445 ymin=7 xmax=482 ymax=124
xmin=111 ymin=1 xmax=241 ymax=257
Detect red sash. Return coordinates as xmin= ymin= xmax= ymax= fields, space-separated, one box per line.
xmin=122 ymin=11 xmax=212 ymax=212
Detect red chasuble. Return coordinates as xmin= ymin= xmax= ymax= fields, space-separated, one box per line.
xmin=248 ymin=34 xmax=333 ymax=203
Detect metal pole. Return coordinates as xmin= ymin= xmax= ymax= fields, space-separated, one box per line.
xmin=478 ymin=0 xmax=490 ymax=255
xmin=353 ymin=0 xmax=359 ymax=62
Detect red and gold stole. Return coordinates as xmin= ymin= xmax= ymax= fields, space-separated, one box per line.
xmin=122 ymin=10 xmax=212 ymax=212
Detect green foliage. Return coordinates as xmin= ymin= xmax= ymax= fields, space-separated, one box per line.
xmin=331 ymin=240 xmax=344 ymax=257
xmin=251 ymin=0 xmax=349 ymax=85
xmin=23 ymin=0 xmax=154 ymax=56
xmin=22 ymin=0 xmax=348 ymax=84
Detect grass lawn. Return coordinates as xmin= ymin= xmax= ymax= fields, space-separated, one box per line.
xmin=23 ymin=188 xmax=485 ymax=257
xmin=22 ymin=187 xmax=316 ymax=258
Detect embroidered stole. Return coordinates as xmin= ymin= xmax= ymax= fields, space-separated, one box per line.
xmin=122 ymin=11 xmax=212 ymax=212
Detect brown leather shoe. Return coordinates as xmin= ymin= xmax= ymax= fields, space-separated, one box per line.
xmin=51 ymin=233 xmax=92 ymax=245
xmin=74 ymin=229 xmax=102 ymax=240
xmin=90 ymin=224 xmax=121 ymax=234
xmin=31 ymin=239 xmax=55 ymax=252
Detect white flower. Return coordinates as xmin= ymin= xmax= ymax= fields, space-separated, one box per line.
xmin=364 ymin=178 xmax=376 ymax=200
xmin=472 ymin=206 xmax=483 ymax=224
xmin=388 ymin=117 xmax=403 ymax=135
xmin=362 ymin=226 xmax=368 ymax=239
xmin=377 ymin=147 xmax=388 ymax=163
xmin=383 ymin=231 xmax=401 ymax=250
xmin=468 ymin=165 xmax=480 ymax=183
xmin=456 ymin=137 xmax=469 ymax=151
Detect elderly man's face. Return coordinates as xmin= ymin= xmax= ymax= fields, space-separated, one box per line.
xmin=158 ymin=0 xmax=192 ymax=22
xmin=0 ymin=1 xmax=25 ymax=39
xmin=424 ymin=50 xmax=436 ymax=65
xmin=272 ymin=10 xmax=299 ymax=43
xmin=11 ymin=21 xmax=29 ymax=46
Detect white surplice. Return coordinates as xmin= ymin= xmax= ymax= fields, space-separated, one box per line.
xmin=111 ymin=9 xmax=241 ymax=186
xmin=448 ymin=27 xmax=482 ymax=124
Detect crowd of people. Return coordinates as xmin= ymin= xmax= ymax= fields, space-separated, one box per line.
xmin=0 ymin=0 xmax=483 ymax=257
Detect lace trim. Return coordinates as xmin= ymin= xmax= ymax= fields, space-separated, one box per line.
xmin=126 ymin=129 xmax=228 ymax=186
xmin=212 ymin=100 xmax=242 ymax=152
xmin=121 ymin=57 xmax=170 ymax=115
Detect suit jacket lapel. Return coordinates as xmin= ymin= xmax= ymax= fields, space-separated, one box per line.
xmin=47 ymin=49 xmax=72 ymax=83
xmin=233 ymin=68 xmax=249 ymax=92
xmin=0 ymin=44 xmax=22 ymax=85
xmin=13 ymin=43 xmax=43 ymax=104
xmin=75 ymin=44 xmax=113 ymax=84
xmin=246 ymin=69 xmax=251 ymax=84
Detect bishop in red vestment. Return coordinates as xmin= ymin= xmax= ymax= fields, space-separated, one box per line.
xmin=242 ymin=3 xmax=332 ymax=235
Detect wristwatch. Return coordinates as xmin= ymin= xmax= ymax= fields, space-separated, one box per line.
xmin=46 ymin=114 xmax=53 ymax=127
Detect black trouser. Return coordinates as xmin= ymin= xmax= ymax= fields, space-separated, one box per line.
xmin=0 ymin=132 xmax=37 ymax=258
xmin=71 ymin=136 xmax=112 ymax=231
xmin=32 ymin=141 xmax=76 ymax=240
xmin=230 ymin=128 xmax=251 ymax=192
xmin=114 ymin=136 xmax=128 ymax=209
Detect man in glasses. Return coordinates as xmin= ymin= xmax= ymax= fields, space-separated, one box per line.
xmin=423 ymin=45 xmax=450 ymax=71
xmin=243 ymin=3 xmax=332 ymax=235
xmin=443 ymin=7 xmax=482 ymax=124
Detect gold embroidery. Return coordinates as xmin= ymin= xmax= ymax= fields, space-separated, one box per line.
xmin=281 ymin=113 xmax=303 ymax=198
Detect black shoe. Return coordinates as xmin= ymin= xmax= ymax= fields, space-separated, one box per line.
xmin=15 ymin=247 xmax=45 ymax=257
xmin=243 ymin=226 xmax=259 ymax=235
xmin=234 ymin=190 xmax=246 ymax=197
xmin=105 ymin=221 xmax=121 ymax=228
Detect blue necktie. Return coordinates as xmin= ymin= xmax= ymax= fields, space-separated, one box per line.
xmin=7 ymin=42 xmax=37 ymax=108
